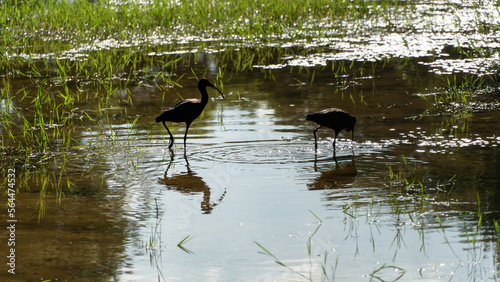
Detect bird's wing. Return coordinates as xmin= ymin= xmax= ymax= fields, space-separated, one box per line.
xmin=160 ymin=99 xmax=200 ymax=111
xmin=320 ymin=108 xmax=344 ymax=114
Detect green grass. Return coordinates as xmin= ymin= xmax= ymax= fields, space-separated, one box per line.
xmin=255 ymin=210 xmax=335 ymax=281
xmin=0 ymin=0 xmax=415 ymax=78
xmin=416 ymin=68 xmax=499 ymax=134
xmin=385 ymin=155 xmax=456 ymax=215
xmin=2 ymin=0 xmax=411 ymax=161
xmin=0 ymin=0 xmax=410 ymax=44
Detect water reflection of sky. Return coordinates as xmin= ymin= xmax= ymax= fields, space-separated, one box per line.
xmin=96 ymin=95 xmax=500 ymax=280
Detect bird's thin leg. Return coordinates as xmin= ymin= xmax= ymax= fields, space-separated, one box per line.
xmin=351 ymin=127 xmax=355 ymax=146
xmin=162 ymin=121 xmax=174 ymax=149
xmin=333 ymin=131 xmax=339 ymax=156
xmin=313 ymin=126 xmax=322 ymax=152
xmin=183 ymin=122 xmax=192 ymax=148
xmin=351 ymin=127 xmax=355 ymax=154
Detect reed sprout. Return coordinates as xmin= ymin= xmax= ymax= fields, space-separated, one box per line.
xmin=255 ymin=210 xmax=337 ymax=281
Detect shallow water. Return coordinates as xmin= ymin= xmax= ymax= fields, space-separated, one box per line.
xmin=4 ymin=63 xmax=500 ymax=280
xmin=3 ymin=0 xmax=500 ymax=281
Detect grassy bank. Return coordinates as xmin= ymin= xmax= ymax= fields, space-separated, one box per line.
xmin=1 ymin=0 xmax=413 ymax=73
xmin=1 ymin=0 xmax=408 ymax=42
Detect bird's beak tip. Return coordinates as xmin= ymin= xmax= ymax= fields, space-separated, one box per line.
xmin=215 ymin=87 xmax=224 ymax=99
xmin=209 ymin=83 xmax=224 ymax=99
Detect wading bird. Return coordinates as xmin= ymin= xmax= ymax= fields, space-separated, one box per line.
xmin=306 ymin=108 xmax=356 ymax=154
xmin=156 ymin=78 xmax=224 ymax=149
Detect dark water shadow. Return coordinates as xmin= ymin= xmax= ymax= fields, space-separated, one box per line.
xmin=307 ymin=155 xmax=357 ymax=190
xmin=158 ymin=149 xmax=226 ymax=214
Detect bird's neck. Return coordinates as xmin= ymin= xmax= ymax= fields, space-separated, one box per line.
xmin=199 ymin=87 xmax=209 ymax=105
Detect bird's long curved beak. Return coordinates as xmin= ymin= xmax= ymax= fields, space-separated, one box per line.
xmin=209 ymin=84 xmax=224 ymax=99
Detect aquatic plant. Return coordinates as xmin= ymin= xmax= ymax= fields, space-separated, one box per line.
xmin=385 ymin=155 xmax=456 ymax=214
xmin=177 ymin=235 xmax=195 ymax=254
xmin=416 ymin=74 xmax=498 ymax=135
xmin=143 ymin=198 xmax=194 ymax=280
xmin=255 ymin=210 xmax=338 ymax=281
xmin=143 ymin=199 xmax=167 ymax=281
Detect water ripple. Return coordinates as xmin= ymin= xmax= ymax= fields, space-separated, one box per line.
xmin=185 ymin=138 xmax=389 ymax=164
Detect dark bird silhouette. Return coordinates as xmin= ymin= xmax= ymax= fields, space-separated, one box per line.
xmin=156 ymin=78 xmax=224 ymax=149
xmin=306 ymin=108 xmax=356 ymax=154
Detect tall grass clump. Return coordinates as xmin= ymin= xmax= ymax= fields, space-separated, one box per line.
xmin=416 ymin=74 xmax=497 ymax=134
xmin=385 ymin=155 xmax=456 ymax=215
xmin=0 ymin=85 xmax=77 ymax=160
xmin=1 ymin=0 xmax=413 ymax=49
xmin=0 ymin=0 xmax=417 ymax=92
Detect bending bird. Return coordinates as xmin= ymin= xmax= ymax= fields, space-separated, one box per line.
xmin=306 ymin=108 xmax=356 ymax=153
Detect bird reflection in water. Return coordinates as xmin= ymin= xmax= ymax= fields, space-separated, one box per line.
xmin=158 ymin=149 xmax=226 ymax=214
xmin=308 ymin=156 xmax=357 ymax=190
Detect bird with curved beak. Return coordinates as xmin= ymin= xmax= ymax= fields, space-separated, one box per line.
xmin=156 ymin=78 xmax=224 ymax=149
xmin=306 ymin=108 xmax=356 ymax=155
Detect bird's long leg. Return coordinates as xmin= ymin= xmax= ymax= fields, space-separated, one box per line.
xmin=351 ymin=127 xmax=355 ymax=154
xmin=313 ymin=126 xmax=322 ymax=152
xmin=183 ymin=122 xmax=192 ymax=149
xmin=183 ymin=152 xmax=190 ymax=166
xmin=162 ymin=121 xmax=174 ymax=149
xmin=351 ymin=127 xmax=355 ymax=146
xmin=333 ymin=131 xmax=340 ymax=156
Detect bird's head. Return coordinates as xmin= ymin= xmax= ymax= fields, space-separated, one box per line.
xmin=199 ymin=78 xmax=224 ymax=99
xmin=345 ymin=116 xmax=356 ymax=132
